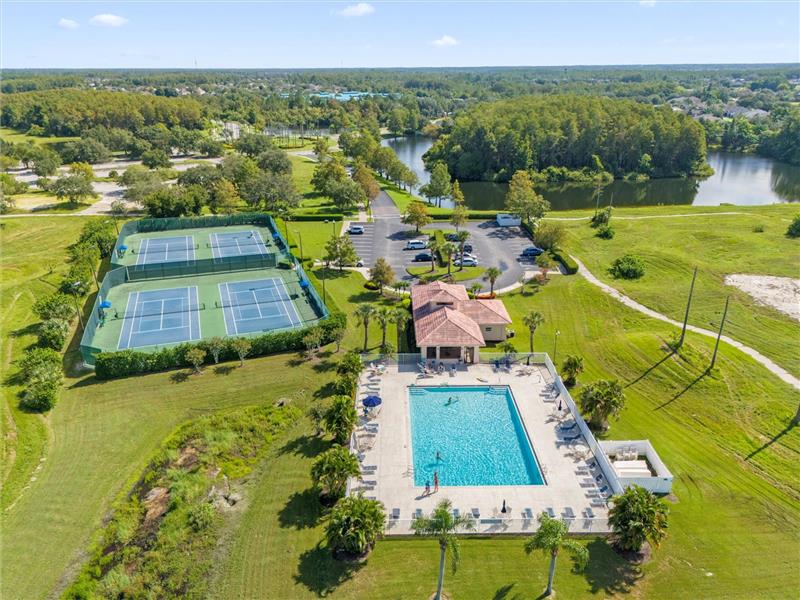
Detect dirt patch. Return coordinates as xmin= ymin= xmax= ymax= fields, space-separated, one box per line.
xmin=143 ymin=487 xmax=170 ymax=526
xmin=725 ymin=274 xmax=800 ymax=322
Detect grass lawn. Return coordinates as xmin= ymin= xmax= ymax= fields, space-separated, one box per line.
xmin=0 ymin=126 xmax=79 ymax=146
xmin=279 ymin=219 xmax=341 ymax=262
xmin=9 ymin=190 xmax=98 ymax=213
xmin=289 ymin=154 xmax=356 ymax=217
xmin=558 ymin=204 xmax=800 ymax=377
xmin=406 ymin=264 xmax=485 ymax=283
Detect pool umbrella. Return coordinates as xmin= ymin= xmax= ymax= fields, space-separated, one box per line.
xmin=299 ymin=279 xmax=310 ymax=289
xmin=118 ymin=244 xmax=128 ymax=251
xmin=362 ymin=395 xmax=382 ymax=408
xmin=100 ymin=300 xmax=112 ymax=309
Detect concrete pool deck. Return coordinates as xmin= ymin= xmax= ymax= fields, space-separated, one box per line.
xmin=349 ymin=362 xmax=612 ymax=535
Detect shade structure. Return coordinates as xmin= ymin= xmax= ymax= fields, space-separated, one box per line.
xmin=362 ymin=395 xmax=382 ymax=408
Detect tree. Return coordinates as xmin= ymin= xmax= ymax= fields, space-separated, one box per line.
xmin=303 ymin=326 xmax=324 ymax=357
xmin=441 ymin=242 xmax=456 ymax=276
xmin=534 ymin=221 xmax=566 ymax=251
xmin=31 ymin=148 xmax=61 ymax=177
xmin=329 ymin=178 xmax=366 ymax=212
xmin=420 ymin=162 xmax=451 ymax=207
xmin=143 ymin=186 xmax=203 ymax=218
xmin=468 ymin=282 xmax=483 ymax=298
xmin=455 ymin=231 xmax=471 ymax=270
xmin=609 ymin=254 xmax=646 ymax=280
xmin=450 ymin=203 xmax=467 ymax=232
xmin=326 ymin=494 xmax=386 ymax=557
xmin=141 ymin=148 xmax=172 ymax=169
xmin=324 ymin=395 xmax=358 ymax=445
xmin=68 ymin=162 xmax=94 ymax=180
xmin=411 ymin=499 xmax=476 ymax=600
xmin=177 ymin=163 xmax=221 ymax=188
xmin=352 ymin=162 xmax=380 ymax=206
xmin=451 ymin=179 xmax=465 ymax=206
xmin=786 ymin=215 xmax=800 ymax=238
xmin=311 ymin=446 xmax=361 ymax=501
xmin=324 ymin=235 xmax=359 ymax=271
xmin=198 ymin=138 xmax=224 ymax=157
xmin=311 ymin=157 xmax=348 ymax=197
xmin=240 ymin=171 xmax=298 ymax=211
xmin=208 ymin=179 xmax=240 ymax=215
xmin=185 ymin=347 xmax=206 ymax=374
xmin=205 ymin=337 xmax=226 ymax=364
xmin=336 ymin=350 xmax=363 ymax=378
xmin=393 ymin=280 xmax=410 ymax=295
xmin=561 ymin=355 xmax=584 ymax=387
xmin=234 ymin=132 xmax=273 ymax=157
xmin=388 ymin=106 xmax=409 ymax=136
xmin=506 ymin=170 xmax=550 ymax=227
xmin=51 ymin=174 xmax=97 ymax=206
xmin=608 ymin=485 xmax=669 ymax=553
xmin=392 ymin=308 xmax=410 ymax=340
xmin=219 ymin=154 xmax=260 ymax=190
xmin=402 ymin=201 xmax=432 ymax=233
xmin=374 ymin=306 xmax=394 ymax=349
xmin=313 ymin=137 xmax=331 ymax=161
xmin=62 ymin=138 xmax=111 ymax=164
xmin=256 ymin=146 xmax=292 ymax=175
xmin=522 ymin=311 xmax=545 ymax=353
xmin=38 ymin=318 xmax=69 ymax=350
xmin=33 ymin=293 xmax=75 ymax=321
xmin=536 ymin=253 xmax=555 ymax=279
xmin=354 ymin=304 xmax=376 ymax=351
xmin=579 ymin=379 xmax=626 ymax=430
xmin=524 ymin=513 xmax=589 ymax=597
xmin=427 ymin=237 xmax=443 ymax=273
xmin=231 ymin=337 xmax=252 ymax=366
xmin=370 ymin=257 xmax=395 ymax=294
xmin=484 ymin=266 xmax=502 ymax=295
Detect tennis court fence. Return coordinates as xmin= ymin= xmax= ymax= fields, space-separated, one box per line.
xmin=126 ymin=253 xmax=284 ymax=281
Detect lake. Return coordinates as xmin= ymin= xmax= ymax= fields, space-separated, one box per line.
xmin=382 ymin=135 xmax=800 ymax=211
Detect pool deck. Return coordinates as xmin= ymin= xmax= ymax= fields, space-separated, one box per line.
xmin=350 ymin=362 xmax=611 ymax=535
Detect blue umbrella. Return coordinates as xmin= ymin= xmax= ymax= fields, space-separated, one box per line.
xmin=100 ymin=300 xmax=112 ymax=309
xmin=362 ymin=395 xmax=382 ymax=408
xmin=118 ymin=244 xmax=128 ymax=251
xmin=299 ymin=279 xmax=310 ymax=289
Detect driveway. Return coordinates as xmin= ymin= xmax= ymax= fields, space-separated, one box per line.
xmin=362 ymin=191 xmax=533 ymax=290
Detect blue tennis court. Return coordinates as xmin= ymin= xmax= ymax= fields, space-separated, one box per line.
xmin=117 ymin=286 xmax=202 ymax=349
xmin=136 ymin=236 xmax=196 ymax=265
xmin=218 ymin=278 xmax=301 ymax=335
xmin=209 ymin=230 xmax=269 ymax=259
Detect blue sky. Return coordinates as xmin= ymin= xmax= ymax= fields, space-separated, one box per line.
xmin=3 ymin=1 xmax=798 ymax=69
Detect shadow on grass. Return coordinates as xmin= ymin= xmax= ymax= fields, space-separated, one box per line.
xmin=295 ymin=542 xmax=365 ymax=597
xmin=312 ymin=359 xmax=337 ymax=373
xmin=655 ymin=370 xmax=707 ymax=410
xmin=582 ymin=539 xmax=641 ymax=595
xmin=746 ymin=419 xmax=798 ymax=460
xmin=279 ymin=487 xmax=324 ymax=529
xmin=492 ymin=582 xmax=527 ymax=600
xmin=625 ymin=350 xmax=674 ymax=388
xmin=214 ymin=364 xmax=236 ymax=376
xmin=278 ymin=434 xmax=330 ymax=458
xmin=170 ymin=370 xmax=190 ymax=384
xmin=313 ymin=381 xmax=339 ymax=400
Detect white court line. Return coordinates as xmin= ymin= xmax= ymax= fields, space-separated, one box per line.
xmin=275 ymin=278 xmax=301 ymax=326
xmin=137 ymin=239 xmax=149 ymax=266
xmin=126 ymin=291 xmax=140 ymax=348
xmin=225 ymin=282 xmax=239 ymax=335
xmin=191 ymin=286 xmax=201 ymax=340
xmin=252 ymin=230 xmax=267 ymax=255
xmin=116 ymin=291 xmax=139 ymax=349
xmin=210 ymin=232 xmax=219 ymax=260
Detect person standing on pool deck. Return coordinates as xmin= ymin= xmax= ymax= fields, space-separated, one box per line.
xmin=433 ymin=471 xmax=439 ymax=493
xmin=424 ymin=481 xmax=431 ymax=496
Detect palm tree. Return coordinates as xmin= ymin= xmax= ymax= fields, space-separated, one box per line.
xmin=354 ymin=304 xmax=376 ymax=351
xmin=427 ymin=237 xmax=442 ymax=273
xmin=326 ymin=494 xmax=386 ymax=558
xmin=311 ymin=446 xmax=361 ymax=501
xmin=441 ymin=242 xmax=456 ymax=276
xmin=376 ymin=306 xmax=393 ymax=348
xmin=456 ymin=231 xmax=470 ymax=271
xmin=394 ymin=280 xmax=411 ymax=296
xmin=484 ymin=266 xmax=502 ymax=296
xmin=579 ymin=379 xmax=626 ymax=431
xmin=608 ymin=484 xmax=669 ymax=553
xmin=392 ymin=308 xmax=410 ymax=342
xmin=412 ymin=499 xmax=475 ymax=600
xmin=524 ymin=513 xmax=589 ymax=597
xmin=323 ymin=395 xmax=358 ymax=445
xmin=561 ymin=355 xmax=585 ymax=387
xmin=522 ymin=310 xmax=545 ymax=353
xmin=468 ymin=282 xmax=483 ymax=298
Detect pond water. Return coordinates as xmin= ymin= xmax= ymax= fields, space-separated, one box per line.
xmin=382 ymin=135 xmax=800 ymax=211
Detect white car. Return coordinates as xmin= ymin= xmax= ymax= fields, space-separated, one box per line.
xmin=405 ymin=239 xmax=427 ymax=250
xmin=458 ymin=252 xmax=478 ymax=261
xmin=348 ymin=224 xmax=365 ymax=235
xmin=454 ymin=256 xmax=479 ymax=267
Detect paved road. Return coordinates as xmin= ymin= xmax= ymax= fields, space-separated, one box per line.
xmin=346 ymin=191 xmax=533 ymax=290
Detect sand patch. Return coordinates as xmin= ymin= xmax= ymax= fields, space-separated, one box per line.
xmin=725 ymin=274 xmax=800 ymax=322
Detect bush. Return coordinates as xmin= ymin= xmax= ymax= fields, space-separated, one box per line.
xmin=19 ymin=347 xmax=61 ymax=380
xmin=38 ymin=318 xmax=70 ymax=350
xmin=18 ymin=347 xmax=62 ymax=412
xmin=533 ymin=222 xmax=566 ymax=250
xmin=550 ymin=249 xmax=579 ymax=275
xmin=787 ymin=215 xmax=800 ymax=238
xmin=187 ymin=502 xmax=217 ymax=532
xmin=363 ymin=280 xmax=380 ymax=291
xmin=752 ymin=224 xmax=765 ymax=233
xmin=33 ymin=292 xmax=75 ymax=321
xmin=590 ymin=206 xmax=613 ymax=227
xmin=609 ymin=254 xmax=646 ymax=279
xmin=21 ymin=379 xmax=60 ymax=411
xmin=596 ymin=224 xmax=615 ymax=239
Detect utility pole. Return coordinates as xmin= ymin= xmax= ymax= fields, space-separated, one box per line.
xmin=678 ymin=267 xmax=698 ymax=349
xmin=709 ymin=296 xmax=730 ymax=371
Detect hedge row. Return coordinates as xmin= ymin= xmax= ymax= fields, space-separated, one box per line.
xmin=286 ymin=213 xmax=345 ymax=222
xmin=95 ymin=311 xmax=346 ymax=379
xmin=551 ymin=249 xmax=579 ymax=274
xmin=429 ymin=211 xmax=495 ymax=221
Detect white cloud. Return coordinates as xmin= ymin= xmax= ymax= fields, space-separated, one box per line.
xmin=340 ymin=3 xmax=374 ymax=17
xmin=639 ymin=0 xmax=657 ymax=6
xmin=58 ymin=18 xmax=79 ymax=29
xmin=432 ymin=35 xmax=459 ymax=47
xmin=89 ymin=14 xmax=129 ymax=27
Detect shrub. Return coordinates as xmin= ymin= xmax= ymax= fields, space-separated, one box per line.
xmin=60 ymin=262 xmax=93 ymax=296
xmin=187 ymin=502 xmax=217 ymax=532
xmin=363 ymin=280 xmax=380 ymax=291
xmin=334 ymin=374 xmax=358 ymax=397
xmin=38 ymin=318 xmax=70 ymax=350
xmin=787 ymin=215 xmax=800 ymax=238
xmin=311 ymin=446 xmax=361 ymax=501
xmin=590 ymin=206 xmax=612 ymax=227
xmin=323 ymin=395 xmax=358 ymax=445
xmin=609 ymin=254 xmax=646 ymax=280
xmin=533 ymin=222 xmax=566 ymax=250
xmin=752 ymin=224 xmax=765 ymax=233
xmin=33 ymin=292 xmax=75 ymax=321
xmin=326 ymin=494 xmax=386 ymax=557
xmin=21 ymin=379 xmax=60 ymax=411
xmin=19 ymin=347 xmax=62 ymax=412
xmin=550 ymin=249 xmax=579 ymax=275
xmin=77 ymin=219 xmax=117 ymax=257
xmin=596 ymin=224 xmax=615 ymax=239
xmin=19 ymin=347 xmax=61 ymax=380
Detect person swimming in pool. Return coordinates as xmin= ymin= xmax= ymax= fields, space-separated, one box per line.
xmin=436 ymin=451 xmax=441 ymax=461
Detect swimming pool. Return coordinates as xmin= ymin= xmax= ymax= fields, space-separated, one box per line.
xmin=408 ymin=386 xmax=544 ymax=487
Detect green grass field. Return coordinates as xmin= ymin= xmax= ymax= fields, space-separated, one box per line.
xmin=0 ymin=126 xmax=79 ymax=146
xmin=406 ymin=264 xmax=485 ymax=282
xmin=2 ymin=213 xmax=798 ymax=599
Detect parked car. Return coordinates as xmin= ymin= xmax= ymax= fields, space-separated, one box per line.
xmin=445 ymin=233 xmax=459 ymax=242
xmin=454 ymin=256 xmax=479 ymax=267
xmin=462 ymin=243 xmax=474 ymax=253
xmin=348 ymin=224 xmax=365 ymax=235
xmin=406 ymin=239 xmax=427 ymax=250
xmin=521 ymin=246 xmax=544 ymax=257
xmin=414 ymin=252 xmax=433 ymax=262
xmin=458 ymin=252 xmax=478 ymax=261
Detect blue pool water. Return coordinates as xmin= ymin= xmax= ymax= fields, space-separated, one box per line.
xmin=409 ymin=386 xmax=544 ymax=487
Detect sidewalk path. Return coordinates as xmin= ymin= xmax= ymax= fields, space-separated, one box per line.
xmin=571 ymin=255 xmax=800 ymax=391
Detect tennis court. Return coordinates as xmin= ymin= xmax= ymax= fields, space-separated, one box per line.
xmin=209 ymin=229 xmax=269 ymax=259
xmin=218 ymin=278 xmax=301 ymax=335
xmin=137 ymin=236 xmax=196 ymax=266
xmin=117 ymin=286 xmax=202 ymax=349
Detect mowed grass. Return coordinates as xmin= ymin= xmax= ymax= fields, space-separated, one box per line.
xmin=558 ymin=204 xmax=800 ymax=376
xmin=214 ymin=275 xmax=799 ymax=599
xmin=0 ymin=126 xmax=79 ymax=146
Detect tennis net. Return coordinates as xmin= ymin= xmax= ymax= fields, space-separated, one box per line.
xmin=108 ymin=302 xmax=206 ymax=320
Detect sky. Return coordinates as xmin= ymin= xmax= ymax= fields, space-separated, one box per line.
xmin=2 ymin=1 xmax=799 ymax=69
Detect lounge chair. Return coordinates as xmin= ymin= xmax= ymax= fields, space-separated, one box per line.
xmin=471 ymin=507 xmax=481 ymax=519
xmin=591 ymin=498 xmax=607 ymax=507
xmin=561 ymin=434 xmax=581 ymax=442
xmin=558 ymin=421 xmax=577 ymax=431
xmin=598 ymin=485 xmax=609 ymax=494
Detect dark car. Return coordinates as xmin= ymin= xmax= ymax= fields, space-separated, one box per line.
xmin=463 ymin=243 xmax=474 ymax=253
xmin=414 ymin=252 xmax=433 ymax=262
xmin=521 ymin=246 xmax=544 ymax=257
xmin=445 ymin=233 xmax=459 ymax=242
